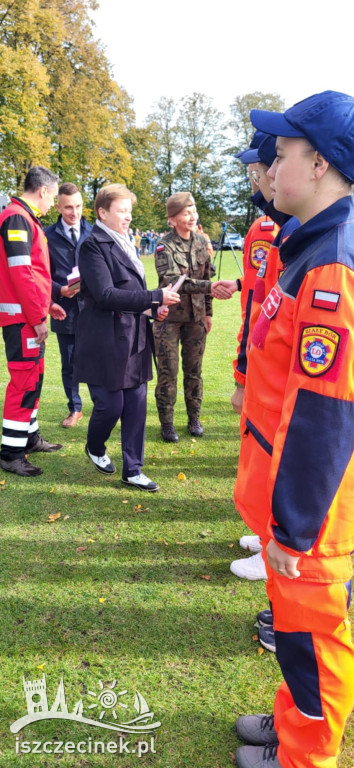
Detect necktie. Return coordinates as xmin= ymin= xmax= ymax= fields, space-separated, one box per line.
xmin=70 ymin=227 xmax=78 ymax=246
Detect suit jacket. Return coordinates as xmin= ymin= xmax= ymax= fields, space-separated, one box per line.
xmin=46 ymin=215 xmax=92 ymax=334
xmin=73 ymin=224 xmax=163 ymax=390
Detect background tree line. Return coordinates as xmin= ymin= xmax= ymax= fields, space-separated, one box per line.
xmin=0 ymin=0 xmax=284 ymax=236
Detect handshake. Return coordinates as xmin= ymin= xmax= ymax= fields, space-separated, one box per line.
xmin=211 ymin=279 xmax=241 ymax=300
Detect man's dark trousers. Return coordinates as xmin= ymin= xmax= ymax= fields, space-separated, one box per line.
xmin=57 ymin=333 xmax=82 ymax=414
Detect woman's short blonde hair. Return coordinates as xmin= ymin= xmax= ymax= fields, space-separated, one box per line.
xmin=94 ymin=184 xmax=137 ymax=219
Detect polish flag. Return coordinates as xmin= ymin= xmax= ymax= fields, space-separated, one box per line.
xmin=312 ymin=290 xmax=340 ymax=311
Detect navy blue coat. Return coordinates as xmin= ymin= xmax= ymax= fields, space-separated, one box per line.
xmin=46 ymin=215 xmax=92 ymax=334
xmin=73 ymin=225 xmax=163 ymax=390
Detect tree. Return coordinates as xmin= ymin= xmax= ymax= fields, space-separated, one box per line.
xmin=226 ymin=92 xmax=285 ymax=234
xmin=0 ymin=0 xmax=134 ymax=200
xmin=123 ymin=125 xmax=164 ymax=231
xmin=146 ymin=97 xmax=178 ymax=203
xmin=0 ymin=1 xmax=53 ymax=188
xmin=174 ymin=93 xmax=227 ymax=233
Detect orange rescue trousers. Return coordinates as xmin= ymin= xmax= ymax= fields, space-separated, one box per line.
xmin=269 ymin=571 xmax=354 ymax=768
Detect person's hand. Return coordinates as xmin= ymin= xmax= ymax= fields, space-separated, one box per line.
xmin=161 ymin=284 xmax=181 ymax=306
xmin=49 ymin=303 xmax=67 ymax=321
xmin=156 ymin=306 xmax=169 ymax=322
xmin=211 ymin=280 xmax=237 ymax=299
xmin=204 ymin=316 xmax=212 ymax=334
xmin=266 ymin=539 xmax=300 ymax=579
xmin=60 ymin=285 xmax=80 ymax=298
xmin=231 ymin=385 xmax=244 ymax=414
xmin=33 ymin=322 xmax=48 ymax=343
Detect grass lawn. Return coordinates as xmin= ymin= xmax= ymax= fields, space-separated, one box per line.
xmin=0 ymin=251 xmax=352 ymax=767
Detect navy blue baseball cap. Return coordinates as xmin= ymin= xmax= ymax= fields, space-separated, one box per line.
xmin=250 ymin=90 xmax=354 ymax=182
xmin=235 ymin=130 xmax=268 ymax=163
xmin=257 ymin=135 xmax=277 ymax=168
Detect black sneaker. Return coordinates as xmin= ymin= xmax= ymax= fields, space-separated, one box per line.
xmin=235 ymin=714 xmax=278 ymax=746
xmin=258 ymin=626 xmax=276 ymax=653
xmin=161 ymin=423 xmax=179 ymax=442
xmin=0 ymin=456 xmax=43 ymax=476
xmin=257 ymin=609 xmax=273 ymax=627
xmin=188 ymin=416 xmax=203 ymax=437
xmin=27 ymin=434 xmax=63 ymax=453
xmin=235 ymin=744 xmax=281 ymax=768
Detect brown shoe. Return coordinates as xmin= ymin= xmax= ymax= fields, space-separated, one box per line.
xmin=62 ymin=411 xmax=83 ymax=428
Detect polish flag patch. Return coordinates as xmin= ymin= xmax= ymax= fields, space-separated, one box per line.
xmin=312 ymin=290 xmax=340 ymax=311
xmin=156 ymin=244 xmax=165 ymax=252
xmin=260 ymin=220 xmax=275 ymax=230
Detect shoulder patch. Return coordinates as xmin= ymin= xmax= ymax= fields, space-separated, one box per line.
xmin=260 ymin=220 xmax=275 ymax=231
xmin=262 ymin=286 xmax=282 ymax=319
xmin=250 ymin=240 xmax=271 ymax=269
xmin=311 ymin=290 xmax=340 ymax=312
xmin=296 ymin=324 xmax=348 ymax=379
xmin=156 ymin=244 xmax=165 ymax=252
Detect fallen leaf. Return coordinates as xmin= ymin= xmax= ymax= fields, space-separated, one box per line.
xmin=228 ymin=543 xmax=234 ymax=549
xmin=47 ymin=512 xmax=61 ymax=522
xmin=191 ymin=438 xmax=196 ymax=443
xmin=134 ymin=504 xmax=142 ymax=511
xmin=252 ymin=634 xmax=258 ymax=641
xmin=258 ymin=647 xmax=265 ymax=655
xmin=64 ymin=515 xmax=70 ymax=520
xmin=176 ymin=541 xmax=186 ymax=545
xmin=37 ymin=663 xmax=46 ymax=670
xmin=59 ymin=453 xmax=67 ymax=457
xmin=99 ymin=598 xmax=107 ymax=603
xmin=63 ymin=471 xmax=69 ymax=476
xmin=158 ymin=538 xmax=169 ymax=546
xmin=229 ymin=751 xmax=236 ymax=763
xmin=122 ymin=500 xmax=128 ymax=504
xmin=87 ymin=538 xmax=95 ymax=543
xmin=171 ymin=450 xmax=179 ymax=454
xmin=76 ymin=546 xmax=87 ymax=553
xmin=49 ymin=488 xmax=55 ymax=493
xmin=177 ymin=472 xmax=186 ymax=481
xmin=199 ymin=530 xmax=213 ymax=537
xmin=0 ymin=480 xmax=5 ymax=486
xmin=198 ymin=575 xmax=211 ymax=581
xmin=190 ymin=450 xmax=195 ymax=455
xmin=114 ymin=533 xmax=120 ymax=540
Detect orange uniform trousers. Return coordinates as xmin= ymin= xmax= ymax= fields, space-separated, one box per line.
xmin=267 ymin=566 xmax=354 ymax=768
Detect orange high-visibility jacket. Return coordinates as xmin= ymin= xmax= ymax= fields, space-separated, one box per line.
xmin=233 ymin=216 xmax=278 ymax=386
xmin=235 ymin=196 xmax=354 ymax=574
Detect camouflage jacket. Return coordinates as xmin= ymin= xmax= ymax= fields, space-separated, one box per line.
xmin=154 ymin=229 xmax=213 ymax=322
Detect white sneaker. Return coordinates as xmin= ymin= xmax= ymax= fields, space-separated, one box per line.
xmin=239 ymin=534 xmax=262 ymax=553
xmin=85 ymin=444 xmax=116 ymax=474
xmin=230 ymin=551 xmax=267 ymax=580
xmin=122 ymin=472 xmax=159 ymax=492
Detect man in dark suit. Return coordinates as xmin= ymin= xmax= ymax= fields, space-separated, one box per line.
xmin=46 ymin=183 xmax=92 ymax=427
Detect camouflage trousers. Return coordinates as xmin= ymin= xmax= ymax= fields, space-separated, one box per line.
xmin=153 ymin=319 xmax=207 ymax=423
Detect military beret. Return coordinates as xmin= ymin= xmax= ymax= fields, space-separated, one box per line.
xmin=166 ymin=192 xmax=195 ymax=218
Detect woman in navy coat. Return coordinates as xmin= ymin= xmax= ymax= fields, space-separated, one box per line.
xmin=74 ymin=184 xmax=180 ymax=491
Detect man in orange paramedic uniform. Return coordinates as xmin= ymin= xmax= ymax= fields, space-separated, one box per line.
xmin=234 ymin=91 xmax=354 ymax=768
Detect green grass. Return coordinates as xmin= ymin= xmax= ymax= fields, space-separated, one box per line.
xmin=0 ymin=252 xmax=352 ymax=767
